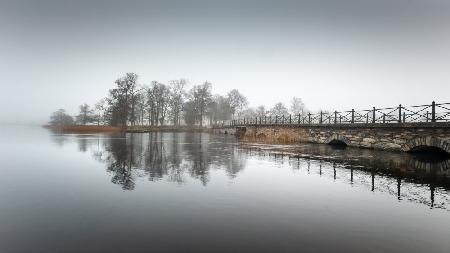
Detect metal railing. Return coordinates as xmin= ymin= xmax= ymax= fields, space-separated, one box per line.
xmin=221 ymin=101 xmax=450 ymax=127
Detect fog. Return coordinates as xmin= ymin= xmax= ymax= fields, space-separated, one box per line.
xmin=1 ymin=0 xmax=449 ymax=124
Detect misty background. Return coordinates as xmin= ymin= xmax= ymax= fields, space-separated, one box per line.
xmin=1 ymin=0 xmax=449 ymax=124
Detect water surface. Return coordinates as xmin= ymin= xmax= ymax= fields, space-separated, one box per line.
xmin=1 ymin=126 xmax=449 ymax=252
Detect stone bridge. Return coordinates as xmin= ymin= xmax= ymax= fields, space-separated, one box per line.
xmin=213 ymin=123 xmax=450 ymax=154
xmin=213 ymin=102 xmax=450 ymax=154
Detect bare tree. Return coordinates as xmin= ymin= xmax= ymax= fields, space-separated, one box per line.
xmin=290 ymin=97 xmax=305 ymax=116
xmin=227 ymin=89 xmax=248 ymax=118
xmin=76 ymin=103 xmax=94 ymax=125
xmin=146 ymin=82 xmax=157 ymax=126
xmin=134 ymin=92 xmax=146 ymax=126
xmin=207 ymin=95 xmax=232 ymax=125
xmin=125 ymin=73 xmax=139 ymax=126
xmin=106 ymin=73 xmax=139 ymax=126
xmin=94 ymin=99 xmax=107 ymax=126
xmin=168 ymin=79 xmax=187 ymax=126
xmin=183 ymin=101 xmax=196 ymax=126
xmin=241 ymin=107 xmax=257 ymax=118
xmin=270 ymin=102 xmax=289 ymax=116
xmin=49 ymin=109 xmax=74 ymax=126
xmin=256 ymin=105 xmax=267 ymax=117
xmin=188 ymin=81 xmax=212 ymax=126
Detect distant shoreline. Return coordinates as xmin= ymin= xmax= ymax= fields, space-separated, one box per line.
xmin=43 ymin=125 xmax=122 ymax=133
xmin=126 ymin=126 xmax=210 ymax=133
xmin=42 ymin=125 xmax=210 ymax=133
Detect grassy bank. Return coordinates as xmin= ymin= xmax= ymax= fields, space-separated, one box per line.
xmin=126 ymin=126 xmax=210 ymax=133
xmin=43 ymin=125 xmax=211 ymax=133
xmin=43 ymin=125 xmax=122 ymax=133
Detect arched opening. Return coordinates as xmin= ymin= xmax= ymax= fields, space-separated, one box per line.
xmin=328 ymin=139 xmax=348 ymax=148
xmin=405 ymin=137 xmax=450 ymax=162
xmin=408 ymin=146 xmax=450 ymax=163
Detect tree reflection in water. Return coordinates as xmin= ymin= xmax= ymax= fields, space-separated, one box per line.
xmin=78 ymin=132 xmax=245 ymax=190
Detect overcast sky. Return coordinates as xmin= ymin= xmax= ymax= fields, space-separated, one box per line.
xmin=1 ymin=0 xmax=449 ymax=124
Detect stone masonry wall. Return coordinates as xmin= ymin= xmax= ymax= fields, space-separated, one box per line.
xmin=227 ymin=124 xmax=450 ymax=153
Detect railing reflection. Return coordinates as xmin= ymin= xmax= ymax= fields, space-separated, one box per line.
xmin=241 ymin=145 xmax=450 ymax=210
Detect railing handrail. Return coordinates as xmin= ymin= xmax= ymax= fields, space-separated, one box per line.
xmin=222 ymin=101 xmax=450 ymax=127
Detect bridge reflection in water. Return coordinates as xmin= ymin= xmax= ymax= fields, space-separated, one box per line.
xmin=57 ymin=132 xmax=450 ymax=211
xmin=241 ymin=143 xmax=450 ymax=210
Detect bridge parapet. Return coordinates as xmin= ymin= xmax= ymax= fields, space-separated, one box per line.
xmin=215 ymin=101 xmax=450 ymax=127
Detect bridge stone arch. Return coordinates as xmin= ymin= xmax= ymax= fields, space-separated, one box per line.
xmin=326 ymin=133 xmax=350 ymax=146
xmin=403 ymin=137 xmax=450 ymax=154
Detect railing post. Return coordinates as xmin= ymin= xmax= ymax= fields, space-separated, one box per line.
xmin=308 ymin=113 xmax=311 ymax=124
xmin=383 ymin=113 xmax=386 ymax=123
xmin=334 ymin=111 xmax=337 ymax=124
xmin=298 ymin=114 xmax=301 ymax=124
xmin=372 ymin=107 xmax=376 ymax=124
xmin=366 ymin=113 xmax=369 ymax=124
xmin=431 ymin=101 xmax=436 ymax=122
xmin=320 ymin=111 xmax=323 ymax=124
xmin=426 ymin=111 xmax=429 ymax=122
xmin=289 ymin=114 xmax=292 ymax=124
xmin=403 ymin=112 xmax=406 ymax=123
xmin=275 ymin=116 xmax=278 ymax=124
xmin=351 ymin=109 xmax=355 ymax=123
xmin=398 ymin=104 xmax=402 ymax=123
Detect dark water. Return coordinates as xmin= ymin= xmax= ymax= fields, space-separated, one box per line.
xmin=1 ymin=126 xmax=450 ymax=253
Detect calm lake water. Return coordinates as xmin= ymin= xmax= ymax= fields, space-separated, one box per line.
xmin=1 ymin=126 xmax=450 ymax=252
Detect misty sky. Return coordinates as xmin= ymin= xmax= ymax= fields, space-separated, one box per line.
xmin=1 ymin=0 xmax=450 ymax=124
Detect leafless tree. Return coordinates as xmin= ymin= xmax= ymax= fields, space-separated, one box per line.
xmin=94 ymin=99 xmax=107 ymax=126
xmin=290 ymin=97 xmax=306 ymax=116
xmin=168 ymin=79 xmax=187 ymax=126
xmin=270 ymin=102 xmax=289 ymax=116
xmin=207 ymin=95 xmax=233 ymax=125
xmin=49 ymin=109 xmax=74 ymax=126
xmin=106 ymin=72 xmax=138 ymax=126
xmin=227 ymin=89 xmax=248 ymax=118
xmin=76 ymin=103 xmax=94 ymax=125
xmin=256 ymin=105 xmax=267 ymax=117
xmin=188 ymin=81 xmax=212 ymax=126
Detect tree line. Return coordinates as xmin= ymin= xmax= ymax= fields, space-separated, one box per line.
xmin=49 ymin=73 xmax=306 ymax=127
